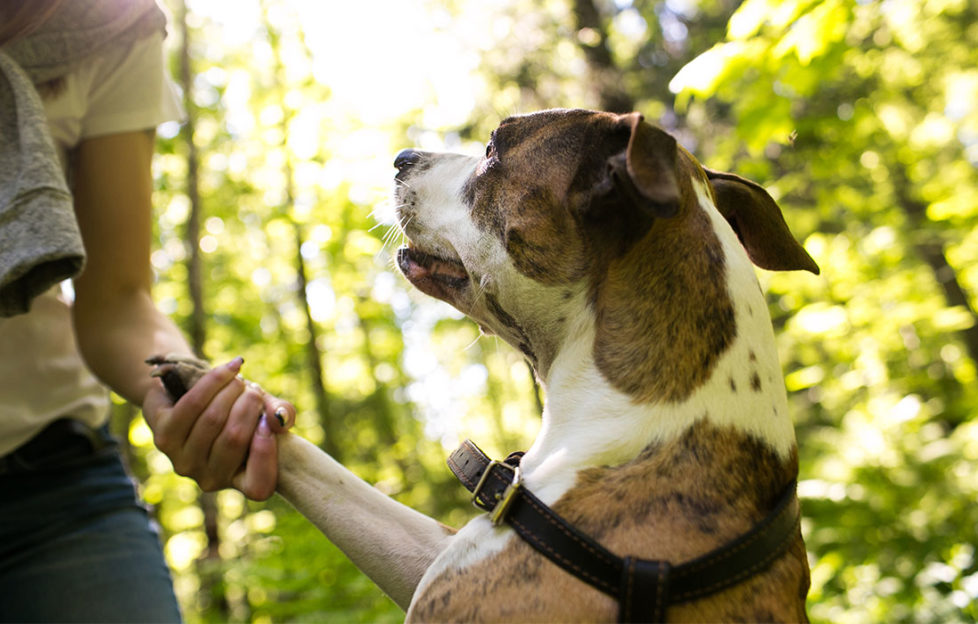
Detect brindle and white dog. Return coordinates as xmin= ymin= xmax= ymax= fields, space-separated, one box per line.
xmin=151 ymin=109 xmax=817 ymax=622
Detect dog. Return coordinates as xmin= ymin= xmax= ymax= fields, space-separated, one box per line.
xmin=150 ymin=108 xmax=817 ymax=622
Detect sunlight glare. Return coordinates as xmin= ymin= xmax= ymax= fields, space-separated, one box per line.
xmin=293 ymin=0 xmax=485 ymax=126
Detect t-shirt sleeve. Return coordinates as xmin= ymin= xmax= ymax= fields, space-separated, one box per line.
xmin=81 ymin=31 xmax=184 ymax=139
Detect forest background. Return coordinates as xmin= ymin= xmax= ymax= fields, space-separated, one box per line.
xmin=120 ymin=0 xmax=978 ymax=621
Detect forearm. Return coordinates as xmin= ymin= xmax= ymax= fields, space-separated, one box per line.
xmin=67 ymin=130 xmax=192 ymax=406
xmin=66 ymin=131 xmax=291 ymax=501
xmin=73 ymin=287 xmax=193 ymax=406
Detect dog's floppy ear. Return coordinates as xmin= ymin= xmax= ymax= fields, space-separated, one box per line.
xmin=704 ymin=168 xmax=820 ymax=274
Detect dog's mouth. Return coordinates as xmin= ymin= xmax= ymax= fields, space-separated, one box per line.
xmin=396 ymin=245 xmax=469 ymax=302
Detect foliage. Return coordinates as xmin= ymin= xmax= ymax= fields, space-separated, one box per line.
xmin=667 ymin=1 xmax=978 ymax=621
xmin=122 ymin=0 xmax=978 ymax=622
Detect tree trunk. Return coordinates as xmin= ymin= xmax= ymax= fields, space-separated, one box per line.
xmin=894 ymin=166 xmax=978 ymax=368
xmin=177 ymin=4 xmax=206 ymax=356
xmin=354 ymin=293 xmax=398 ymax=448
xmin=571 ymin=0 xmax=634 ymax=113
xmin=176 ymin=0 xmax=227 ymax=616
xmin=293 ymin=219 xmax=337 ymax=458
xmin=261 ymin=5 xmax=336 ymax=458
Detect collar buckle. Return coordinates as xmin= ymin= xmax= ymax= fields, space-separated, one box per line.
xmin=470 ymin=459 xmax=523 ymax=526
xmin=490 ymin=465 xmax=522 ymax=526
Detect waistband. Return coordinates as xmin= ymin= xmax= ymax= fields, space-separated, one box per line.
xmin=0 ymin=418 xmax=115 ymax=476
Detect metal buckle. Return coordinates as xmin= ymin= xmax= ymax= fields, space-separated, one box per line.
xmin=471 ymin=460 xmax=523 ymax=526
xmin=471 ymin=460 xmax=507 ymax=508
xmin=491 ymin=465 xmax=522 ymax=526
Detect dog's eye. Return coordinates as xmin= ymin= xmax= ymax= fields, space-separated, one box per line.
xmin=484 ymin=131 xmax=499 ymax=161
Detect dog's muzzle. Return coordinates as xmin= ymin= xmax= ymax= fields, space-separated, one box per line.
xmin=391 ymin=148 xmax=471 ymax=302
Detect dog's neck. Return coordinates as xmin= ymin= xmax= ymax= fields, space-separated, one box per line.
xmin=518 ymin=183 xmax=796 ymax=503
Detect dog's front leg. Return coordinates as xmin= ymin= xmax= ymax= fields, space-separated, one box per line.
xmin=146 ymin=355 xmax=454 ymax=610
xmin=276 ymin=434 xmax=455 ymax=609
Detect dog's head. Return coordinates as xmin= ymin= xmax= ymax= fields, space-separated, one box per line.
xmin=392 ymin=109 xmax=817 ymax=400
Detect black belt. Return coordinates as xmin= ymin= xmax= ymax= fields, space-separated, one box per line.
xmin=0 ymin=418 xmax=111 ymax=476
xmin=448 ymin=439 xmax=800 ymax=623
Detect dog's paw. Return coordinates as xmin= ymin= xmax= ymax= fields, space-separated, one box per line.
xmin=146 ymin=354 xmax=212 ymax=402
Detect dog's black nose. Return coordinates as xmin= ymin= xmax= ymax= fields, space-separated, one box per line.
xmin=394 ymin=148 xmax=423 ymax=172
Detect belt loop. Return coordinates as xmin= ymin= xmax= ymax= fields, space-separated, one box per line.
xmin=619 ymin=556 xmax=671 ymax=623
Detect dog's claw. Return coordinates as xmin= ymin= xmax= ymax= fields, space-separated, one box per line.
xmin=146 ymin=354 xmax=211 ymax=402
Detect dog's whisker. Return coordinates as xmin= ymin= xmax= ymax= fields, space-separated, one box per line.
xmin=386 ymin=227 xmax=407 ymax=252
xmin=394 ymin=214 xmax=415 ymax=236
xmin=368 ymin=198 xmax=404 ymax=224
xmin=376 ymin=226 xmax=405 ymax=262
xmin=463 ymin=333 xmax=482 ymax=352
xmin=471 ymin=274 xmax=491 ymax=308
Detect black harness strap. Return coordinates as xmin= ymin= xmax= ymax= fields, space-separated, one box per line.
xmin=448 ymin=439 xmax=800 ymax=623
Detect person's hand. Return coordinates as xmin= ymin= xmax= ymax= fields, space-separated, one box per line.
xmin=142 ymin=357 xmax=295 ymax=500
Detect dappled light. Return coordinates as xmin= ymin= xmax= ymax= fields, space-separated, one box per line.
xmin=114 ymin=0 xmax=978 ymax=621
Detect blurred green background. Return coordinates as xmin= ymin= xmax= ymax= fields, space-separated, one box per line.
xmin=121 ymin=0 xmax=978 ymax=621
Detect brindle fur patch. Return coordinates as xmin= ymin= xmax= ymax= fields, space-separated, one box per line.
xmin=409 ymin=422 xmax=809 ymax=622
xmin=503 ymin=186 xmax=589 ymax=284
xmin=592 ymin=150 xmax=736 ymax=404
xmin=461 ymin=111 xmax=738 ymax=404
xmin=465 ymin=110 xmax=628 ymax=288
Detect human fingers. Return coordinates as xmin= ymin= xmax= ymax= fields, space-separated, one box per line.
xmin=231 ymin=414 xmax=278 ymax=501
xmin=263 ymin=394 xmax=296 ymax=434
xmin=174 ymin=373 xmax=248 ymax=487
xmin=205 ymin=381 xmax=267 ymax=487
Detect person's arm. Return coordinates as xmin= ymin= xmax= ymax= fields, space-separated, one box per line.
xmin=70 ymin=130 xmax=293 ymax=499
xmin=71 ymin=130 xmax=185 ymax=402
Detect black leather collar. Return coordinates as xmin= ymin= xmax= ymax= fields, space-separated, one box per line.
xmin=448 ymin=439 xmax=800 ymax=623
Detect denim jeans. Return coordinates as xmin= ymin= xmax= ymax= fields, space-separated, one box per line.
xmin=0 ymin=423 xmax=182 ymax=623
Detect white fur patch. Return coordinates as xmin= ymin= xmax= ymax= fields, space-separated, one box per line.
xmin=399 ymin=154 xmax=485 ymax=266
xmin=689 ymin=180 xmax=796 ymax=455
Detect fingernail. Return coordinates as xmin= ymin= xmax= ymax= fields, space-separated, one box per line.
xmin=257 ymin=415 xmax=271 ymax=437
xmin=227 ymin=356 xmax=244 ymax=373
xmin=274 ymin=407 xmax=287 ymax=427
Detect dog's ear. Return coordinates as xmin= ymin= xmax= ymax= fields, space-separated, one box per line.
xmin=595 ymin=112 xmax=680 ymax=218
xmin=582 ymin=113 xmax=680 ymax=248
xmin=704 ymin=168 xmax=820 ymax=274
xmin=619 ymin=112 xmax=681 ymax=217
